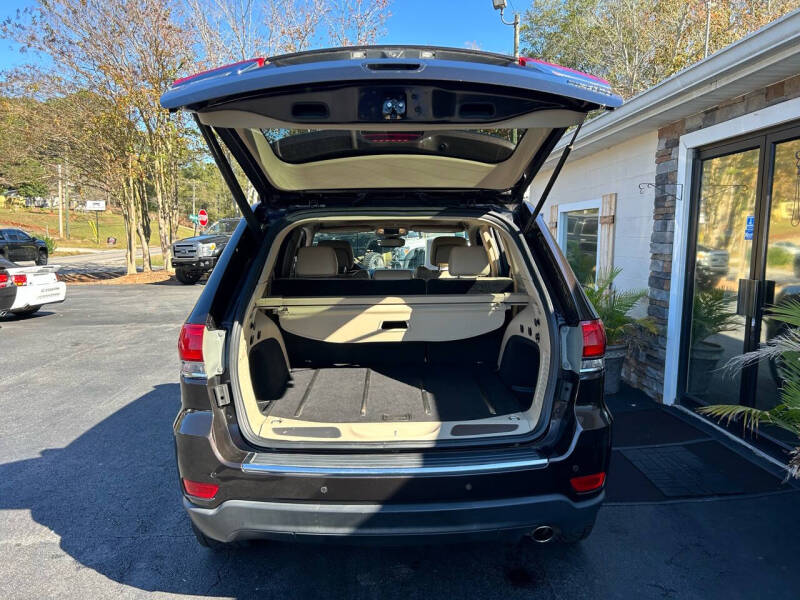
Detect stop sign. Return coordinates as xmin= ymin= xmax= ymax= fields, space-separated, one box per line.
xmin=198 ymin=209 xmax=208 ymax=227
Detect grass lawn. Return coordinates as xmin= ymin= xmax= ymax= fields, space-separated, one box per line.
xmin=0 ymin=206 xmax=194 ymax=249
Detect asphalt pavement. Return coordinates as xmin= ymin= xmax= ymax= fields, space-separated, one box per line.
xmin=1 ymin=284 xmax=799 ymax=599
xmin=50 ymin=247 xmax=163 ymax=275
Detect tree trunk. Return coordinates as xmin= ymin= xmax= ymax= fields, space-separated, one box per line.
xmin=135 ymin=177 xmax=152 ymax=272
xmin=153 ymin=155 xmax=174 ymax=274
xmin=121 ymin=185 xmax=137 ymax=276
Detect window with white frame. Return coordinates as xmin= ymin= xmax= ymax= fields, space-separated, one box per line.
xmin=557 ymin=199 xmax=601 ymax=284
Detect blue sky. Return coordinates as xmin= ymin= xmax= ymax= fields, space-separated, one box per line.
xmin=0 ymin=0 xmax=527 ymax=70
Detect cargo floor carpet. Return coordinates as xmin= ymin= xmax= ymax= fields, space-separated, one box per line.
xmin=264 ymin=365 xmax=526 ymax=423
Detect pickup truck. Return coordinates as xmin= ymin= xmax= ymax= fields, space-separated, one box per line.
xmin=171 ymin=218 xmax=239 ymax=284
xmin=0 ymin=228 xmax=48 ymax=265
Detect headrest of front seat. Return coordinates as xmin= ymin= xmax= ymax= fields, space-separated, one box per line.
xmin=448 ymin=246 xmax=490 ymax=277
xmin=430 ymin=236 xmax=468 ymax=266
xmin=372 ymin=269 xmax=413 ymax=280
xmin=317 ymin=240 xmax=355 ymax=271
xmin=295 ymin=246 xmax=338 ymax=277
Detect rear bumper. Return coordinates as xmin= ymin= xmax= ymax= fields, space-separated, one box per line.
xmin=186 ymin=492 xmax=602 ymax=543
xmin=11 ymin=281 xmax=66 ymax=310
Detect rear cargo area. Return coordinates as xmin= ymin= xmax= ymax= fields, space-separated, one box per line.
xmin=264 ymin=364 xmax=526 ymax=424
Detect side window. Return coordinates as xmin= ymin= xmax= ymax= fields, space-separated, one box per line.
xmin=557 ymin=204 xmax=600 ymax=285
xmin=14 ymin=230 xmax=32 ymax=241
xmin=6 ymin=231 xmax=20 ymax=241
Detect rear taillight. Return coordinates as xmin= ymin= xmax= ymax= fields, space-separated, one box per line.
xmin=12 ymin=274 xmax=27 ymax=286
xmin=570 ymin=472 xmax=606 ymax=493
xmin=182 ymin=478 xmax=219 ymax=499
xmin=580 ymin=319 xmax=606 ymax=358
xmin=0 ymin=273 xmax=9 ymax=287
xmin=178 ymin=323 xmax=205 ymax=378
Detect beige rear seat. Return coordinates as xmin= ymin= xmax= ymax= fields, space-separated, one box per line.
xmin=414 ymin=237 xmax=468 ymax=279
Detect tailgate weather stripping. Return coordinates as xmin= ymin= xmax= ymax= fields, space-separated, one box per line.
xmin=195 ymin=115 xmax=263 ymax=235
xmin=242 ymin=449 xmax=548 ymax=476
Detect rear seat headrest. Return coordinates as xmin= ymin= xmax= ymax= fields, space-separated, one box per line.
xmin=317 ymin=240 xmax=355 ymax=271
xmin=430 ymin=236 xmax=468 ymax=266
xmin=372 ymin=269 xmax=413 ymax=280
xmin=295 ymin=246 xmax=338 ymax=277
xmin=448 ymin=246 xmax=490 ymax=277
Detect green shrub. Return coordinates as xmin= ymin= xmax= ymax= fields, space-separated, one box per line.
xmin=41 ymin=235 xmax=57 ymax=255
xmin=767 ymin=246 xmax=792 ymax=267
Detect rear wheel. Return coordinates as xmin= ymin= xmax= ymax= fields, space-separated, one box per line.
xmin=190 ymin=521 xmax=247 ymax=551
xmin=12 ymin=305 xmax=42 ymax=317
xmin=36 ymin=250 xmax=48 ymax=265
xmin=175 ymin=267 xmax=201 ymax=285
xmin=558 ymin=522 xmax=595 ymax=544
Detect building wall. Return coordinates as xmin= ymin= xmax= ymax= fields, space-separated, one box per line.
xmin=633 ymin=73 xmax=800 ymax=400
xmin=529 ymin=131 xmax=658 ymax=296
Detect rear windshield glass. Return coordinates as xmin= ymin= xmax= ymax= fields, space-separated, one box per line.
xmin=313 ymin=231 xmax=468 ymax=271
xmin=263 ymin=129 xmax=525 ymax=164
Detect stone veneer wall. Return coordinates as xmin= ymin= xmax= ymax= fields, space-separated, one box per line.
xmin=623 ymin=74 xmax=800 ymax=401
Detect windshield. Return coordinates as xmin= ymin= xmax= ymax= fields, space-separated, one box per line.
xmin=313 ymin=231 xmax=467 ymax=271
xmin=264 ymin=129 xmax=525 ymax=164
xmin=204 ymin=220 xmax=239 ymax=235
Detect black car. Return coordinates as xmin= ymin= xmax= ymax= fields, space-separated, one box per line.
xmin=0 ymin=228 xmax=48 ymax=265
xmin=162 ymin=46 xmax=622 ymax=548
xmin=171 ymin=218 xmax=239 ymax=284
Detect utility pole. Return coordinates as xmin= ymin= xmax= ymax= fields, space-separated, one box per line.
xmin=493 ymin=1 xmax=520 ymax=144
xmin=64 ymin=160 xmax=70 ymax=240
xmin=493 ymin=0 xmax=519 ymax=58
xmin=704 ymin=0 xmax=714 ymax=58
xmin=192 ymin=180 xmax=197 ymax=236
xmin=57 ymin=163 xmax=64 ymax=238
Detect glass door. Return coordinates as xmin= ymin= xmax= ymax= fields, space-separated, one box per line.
xmin=682 ymin=123 xmax=800 ymax=448
xmin=685 ymin=145 xmax=761 ymax=406
xmin=753 ymin=131 xmax=800 ymax=442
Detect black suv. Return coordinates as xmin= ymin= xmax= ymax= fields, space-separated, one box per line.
xmin=162 ymin=47 xmax=621 ymax=547
xmin=171 ymin=218 xmax=239 ymax=284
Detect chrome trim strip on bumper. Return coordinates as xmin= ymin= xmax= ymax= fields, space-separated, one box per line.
xmin=241 ymin=450 xmax=548 ymax=477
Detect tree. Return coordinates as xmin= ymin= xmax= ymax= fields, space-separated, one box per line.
xmin=521 ymin=0 xmax=800 ymax=99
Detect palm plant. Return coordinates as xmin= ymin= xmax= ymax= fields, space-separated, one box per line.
xmin=699 ymin=299 xmax=800 ymax=478
xmin=583 ymin=267 xmax=655 ymax=345
xmin=691 ymin=288 xmax=740 ymax=345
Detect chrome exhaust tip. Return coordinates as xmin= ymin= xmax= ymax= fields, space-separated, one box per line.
xmin=530 ymin=525 xmax=556 ymax=543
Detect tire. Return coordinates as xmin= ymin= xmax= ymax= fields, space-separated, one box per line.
xmin=12 ymin=305 xmax=42 ymax=317
xmin=365 ymin=252 xmax=384 ymax=269
xmin=558 ymin=522 xmax=595 ymax=545
xmin=190 ymin=521 xmax=247 ymax=551
xmin=175 ymin=267 xmax=201 ymax=285
xmin=36 ymin=250 xmax=48 ymax=266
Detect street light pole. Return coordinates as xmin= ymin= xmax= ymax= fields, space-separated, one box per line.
xmin=492 ymin=0 xmax=519 ymax=58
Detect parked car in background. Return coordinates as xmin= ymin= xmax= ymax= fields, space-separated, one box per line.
xmin=0 ymin=257 xmax=65 ymax=317
xmin=0 ymin=228 xmax=48 ymax=265
xmin=171 ymin=218 xmax=240 ymax=284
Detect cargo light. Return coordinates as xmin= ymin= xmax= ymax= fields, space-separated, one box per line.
xmin=518 ymin=57 xmax=611 ymax=86
xmin=361 ymin=132 xmax=422 ymax=143
xmin=182 ymin=478 xmax=219 ymax=499
xmin=570 ymin=472 xmax=606 ymax=493
xmin=178 ymin=323 xmax=206 ymax=378
xmin=172 ymin=57 xmax=265 ymax=88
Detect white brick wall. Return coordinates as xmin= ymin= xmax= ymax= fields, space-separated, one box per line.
xmin=527 ymin=131 xmax=658 ymax=311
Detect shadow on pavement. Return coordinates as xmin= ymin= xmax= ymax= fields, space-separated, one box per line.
xmin=0 ymin=383 xmax=584 ymax=598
